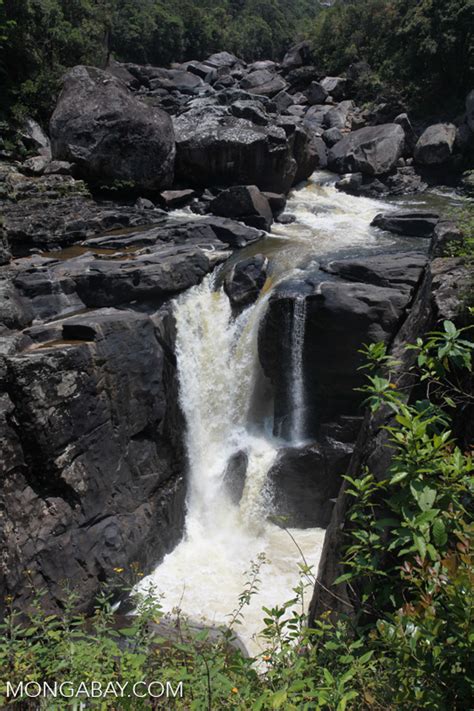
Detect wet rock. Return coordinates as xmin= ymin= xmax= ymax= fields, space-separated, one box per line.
xmin=135 ymin=197 xmax=155 ymax=210
xmin=224 ymin=254 xmax=268 ymax=311
xmin=50 ymin=65 xmax=175 ymax=191
xmin=210 ymin=185 xmax=273 ymax=231
xmin=259 ymin=252 xmax=427 ymax=434
xmin=268 ymin=439 xmax=354 ymax=528
xmin=262 ymin=192 xmax=286 ymax=215
xmin=160 ymin=189 xmax=197 ymax=209
xmin=328 ymin=123 xmax=405 ymax=175
xmin=173 ymin=109 xmax=297 ymax=194
xmin=291 ymin=126 xmax=327 ymax=183
xmin=414 ymin=123 xmax=457 ymax=166
xmin=371 ymin=210 xmax=439 ymax=238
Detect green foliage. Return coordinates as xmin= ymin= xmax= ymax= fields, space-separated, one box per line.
xmin=310 ymin=0 xmax=474 ymax=112
xmin=0 ymin=0 xmax=319 ymax=121
xmin=0 ymin=321 xmax=472 ymax=709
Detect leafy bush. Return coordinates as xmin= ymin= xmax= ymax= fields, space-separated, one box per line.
xmin=0 ymin=321 xmax=472 ymax=709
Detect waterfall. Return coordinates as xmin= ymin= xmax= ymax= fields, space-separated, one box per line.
xmin=138 ymin=275 xmax=325 ymax=653
xmin=137 ymin=172 xmax=400 ymax=651
xmin=289 ymin=296 xmax=307 ymax=444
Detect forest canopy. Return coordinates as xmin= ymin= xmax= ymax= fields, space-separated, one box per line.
xmin=0 ymin=0 xmax=473 ymax=121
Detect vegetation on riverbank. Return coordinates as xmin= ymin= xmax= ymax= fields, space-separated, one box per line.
xmin=1 ymin=0 xmax=472 ymax=121
xmin=1 ymin=322 xmax=472 ymax=710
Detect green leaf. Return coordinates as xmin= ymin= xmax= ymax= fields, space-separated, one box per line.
xmin=432 ymin=519 xmax=448 ymax=547
xmin=271 ymin=689 xmax=288 ymax=709
xmin=390 ymin=471 xmax=408 ymax=485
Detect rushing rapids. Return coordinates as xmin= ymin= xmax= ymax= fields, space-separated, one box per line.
xmin=136 ymin=172 xmax=431 ymax=651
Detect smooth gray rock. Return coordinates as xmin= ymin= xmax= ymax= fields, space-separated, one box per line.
xmin=414 ymin=123 xmax=457 ymax=166
xmin=210 ymin=185 xmax=273 ymax=231
xmin=173 ymin=109 xmax=297 ymax=193
xmin=328 ymin=123 xmax=405 ymax=175
xmin=50 ymin=65 xmax=175 ymax=190
xmin=224 ymin=254 xmax=268 ymax=311
xmin=371 ymin=210 xmax=439 ymax=238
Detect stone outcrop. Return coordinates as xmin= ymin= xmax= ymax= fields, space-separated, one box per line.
xmin=209 ymin=185 xmax=273 ymax=231
xmin=309 ymin=257 xmax=472 ymax=624
xmin=50 ymin=66 xmax=175 ymax=191
xmin=328 ymin=123 xmax=405 ymax=176
xmin=371 ymin=210 xmax=440 ymax=238
xmin=259 ymin=251 xmax=427 ymax=438
xmin=414 ymin=123 xmax=457 ymax=166
xmin=0 ymin=307 xmax=186 ymax=614
xmin=173 ymin=108 xmax=298 ymax=193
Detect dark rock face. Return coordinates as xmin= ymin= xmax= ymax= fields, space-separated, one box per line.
xmin=173 ymin=109 xmax=297 ymax=193
xmin=328 ymin=123 xmax=405 ymax=175
xmin=414 ymin=123 xmax=457 ymax=166
xmin=50 ymin=66 xmax=175 ymax=191
xmin=0 ymin=308 xmax=186 ymax=613
xmin=223 ymin=451 xmax=248 ymax=504
xmin=224 ymin=254 xmax=268 ymax=311
xmin=0 ymin=158 xmax=265 ymax=613
xmin=306 ymin=82 xmax=328 ymax=106
xmin=281 ymin=41 xmax=312 ymax=72
xmin=259 ymin=252 xmax=427 ymax=437
xmin=371 ymin=210 xmax=440 ymax=238
xmin=309 ymin=258 xmax=472 ymax=624
xmin=321 ymin=77 xmax=347 ymax=101
xmin=268 ymin=424 xmax=358 ymax=528
xmin=209 ymin=185 xmax=273 ymax=231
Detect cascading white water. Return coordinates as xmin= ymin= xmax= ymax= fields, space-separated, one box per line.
xmin=137 ymin=276 xmax=325 ymax=653
xmin=137 ymin=171 xmax=420 ymax=652
xmin=289 ymin=296 xmax=307 ymax=444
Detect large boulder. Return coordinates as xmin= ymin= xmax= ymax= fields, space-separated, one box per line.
xmin=209 ymin=185 xmax=273 ymax=231
xmin=281 ymin=41 xmax=312 ymax=72
xmin=328 ymin=123 xmax=405 ymax=175
xmin=240 ymin=69 xmax=287 ymax=97
xmin=258 ymin=252 xmax=427 ymax=437
xmin=414 ymin=123 xmax=457 ymax=166
xmin=307 ymin=81 xmax=328 ymax=106
xmin=321 ymin=76 xmax=347 ymax=101
xmin=371 ymin=210 xmax=440 ymax=238
xmin=173 ymin=109 xmax=297 ymax=193
xmin=50 ymin=66 xmax=175 ymax=191
xmin=0 ymin=308 xmax=186 ymax=613
xmin=223 ymin=254 xmax=268 ymax=311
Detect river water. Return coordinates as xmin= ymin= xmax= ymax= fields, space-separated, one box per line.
xmin=136 ymin=171 xmax=460 ymax=653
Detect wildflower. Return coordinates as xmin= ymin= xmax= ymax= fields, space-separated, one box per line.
xmin=263 ymin=655 xmax=271 ymax=661
xmin=113 ymin=567 xmax=124 ymax=574
xmin=231 ymin=687 xmax=239 ymax=694
xmin=4 ymin=595 xmax=13 ymax=604
xmin=389 ymin=383 xmax=397 ymax=389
